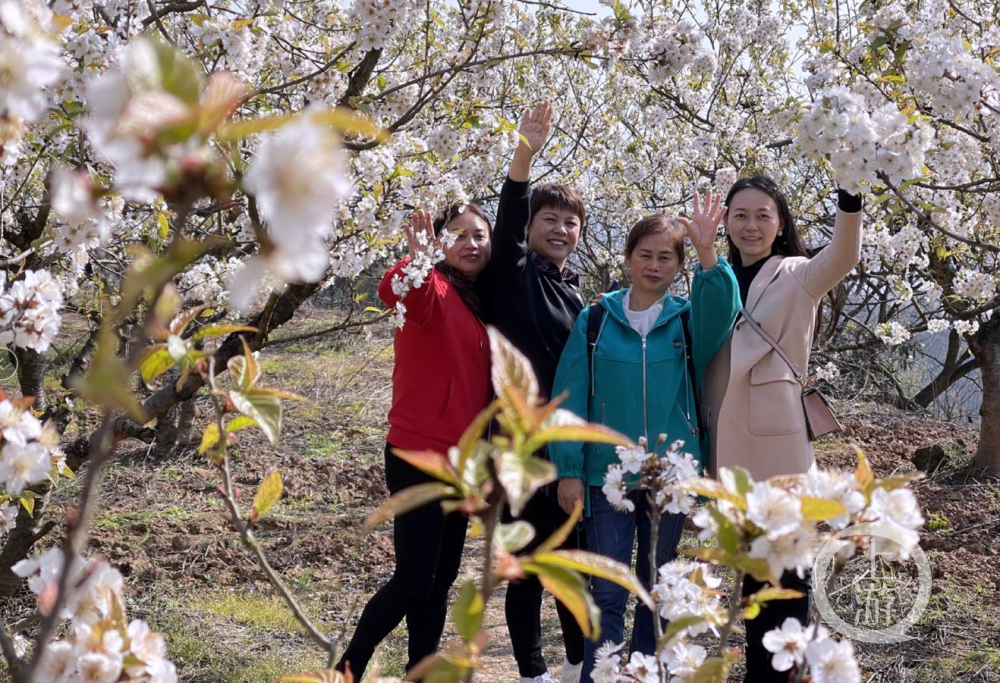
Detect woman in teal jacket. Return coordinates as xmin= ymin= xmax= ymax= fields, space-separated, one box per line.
xmin=551 ymin=193 xmax=739 ymax=682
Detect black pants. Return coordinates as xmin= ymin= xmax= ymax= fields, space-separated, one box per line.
xmin=505 ymin=486 xmax=586 ymax=677
xmin=741 ymin=570 xmax=812 ymax=682
xmin=338 ymin=443 xmax=468 ymax=678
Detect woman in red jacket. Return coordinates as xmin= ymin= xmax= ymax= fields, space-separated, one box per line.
xmin=338 ymin=205 xmax=492 ymax=680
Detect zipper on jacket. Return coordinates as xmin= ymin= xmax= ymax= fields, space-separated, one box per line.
xmin=641 ymin=336 xmax=649 ymax=445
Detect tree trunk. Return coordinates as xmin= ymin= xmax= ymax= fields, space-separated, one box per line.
xmin=969 ymin=316 xmax=1000 ymax=473
xmin=15 ymin=347 xmax=46 ymax=410
xmin=913 ymin=329 xmax=978 ymax=409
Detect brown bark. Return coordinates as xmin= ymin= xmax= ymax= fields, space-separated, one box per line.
xmin=14 ymin=347 xmax=46 ymax=411
xmin=913 ymin=329 xmax=978 ymax=409
xmin=969 ymin=315 xmax=1000 ymax=473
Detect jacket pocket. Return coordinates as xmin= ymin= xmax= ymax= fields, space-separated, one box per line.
xmin=748 ymin=361 xmax=805 ymax=436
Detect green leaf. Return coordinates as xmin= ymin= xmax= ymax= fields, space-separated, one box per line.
xmin=198 ymin=423 xmax=221 ymax=455
xmin=227 ymin=336 xmax=260 ymax=390
xmin=747 ymin=587 xmax=805 ymax=605
xmin=251 ymin=471 xmax=283 ymax=521
xmin=279 ymin=670 xmax=341 ymax=683
xmin=362 ymin=482 xmax=458 ymax=532
xmin=312 ymin=107 xmax=388 ymax=141
xmin=150 ymin=37 xmax=204 ymax=106
xmin=229 ymin=389 xmax=281 ymax=446
xmin=456 ymin=401 xmax=500 ymax=466
xmin=496 ymin=521 xmax=535 ymax=553
xmin=19 ymin=491 xmax=36 ymax=516
xmin=517 ymin=133 xmax=533 ymax=150
xmin=709 ymin=505 xmax=740 ymax=555
xmin=525 ymin=563 xmax=600 ymax=640
xmin=799 ymin=496 xmax=847 ymax=521
xmin=225 ymin=415 xmax=259 ymax=434
xmin=526 ymin=422 xmax=632 ymax=453
xmin=532 ymin=550 xmax=655 ymax=610
xmin=658 ymin=615 xmax=706 ymax=648
xmin=139 ymin=345 xmax=174 ymax=386
xmin=678 ymin=478 xmax=746 ymax=509
xmin=217 ymin=113 xmax=297 ymax=142
xmin=453 ymin=579 xmax=484 ymax=642
xmin=692 ymin=657 xmax=728 ymax=683
xmin=534 ymin=498 xmax=582 ymax=554
xmin=191 ymin=324 xmax=258 ymax=341
xmin=495 ymin=451 xmax=556 ymax=517
xmin=120 ymin=238 xmax=229 ymax=314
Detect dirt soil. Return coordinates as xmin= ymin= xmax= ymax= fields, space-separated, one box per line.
xmin=3 ymin=307 xmax=1000 ymax=682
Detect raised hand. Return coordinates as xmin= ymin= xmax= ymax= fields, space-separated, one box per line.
xmin=517 ymin=101 xmax=553 ymax=156
xmin=678 ymin=190 xmax=726 ymax=268
xmin=403 ymin=210 xmax=435 ymax=259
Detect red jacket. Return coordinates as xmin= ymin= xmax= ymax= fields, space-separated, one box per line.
xmin=379 ymin=258 xmax=491 ymax=454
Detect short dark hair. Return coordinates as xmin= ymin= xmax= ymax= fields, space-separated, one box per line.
xmin=433 ymin=202 xmax=491 ymax=235
xmin=529 ymin=183 xmax=586 ymax=227
xmin=625 ymin=214 xmax=685 ymax=263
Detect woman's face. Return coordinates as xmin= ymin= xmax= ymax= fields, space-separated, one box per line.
xmin=442 ymin=212 xmax=491 ymax=279
xmin=725 ymin=188 xmax=782 ymax=266
xmin=624 ymin=232 xmax=680 ymax=300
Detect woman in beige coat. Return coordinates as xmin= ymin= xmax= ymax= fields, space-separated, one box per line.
xmin=701 ymin=174 xmax=862 ymax=682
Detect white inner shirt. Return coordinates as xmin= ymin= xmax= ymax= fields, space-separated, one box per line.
xmin=622 ymin=288 xmax=667 ymax=339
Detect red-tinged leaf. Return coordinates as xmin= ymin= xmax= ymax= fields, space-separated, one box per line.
xmin=488 ymin=326 xmax=539 ymax=412
xmin=495 ymin=451 xmax=556 ymax=517
xmin=392 ymin=449 xmax=460 ymax=486
xmin=169 ymin=304 xmax=209 ymax=335
xmin=457 ymin=401 xmax=500 ymax=462
xmin=248 ymin=386 xmax=311 ymax=402
xmin=532 ymin=549 xmax=655 ymax=610
xmin=362 ymin=482 xmax=458 ymax=532
xmin=199 ymin=71 xmax=250 ymax=134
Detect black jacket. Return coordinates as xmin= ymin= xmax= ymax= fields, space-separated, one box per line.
xmin=479 ymin=178 xmax=585 ymax=400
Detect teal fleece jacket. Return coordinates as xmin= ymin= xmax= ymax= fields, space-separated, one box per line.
xmin=549 ymin=261 xmax=740 ymax=491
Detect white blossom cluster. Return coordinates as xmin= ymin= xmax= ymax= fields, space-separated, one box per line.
xmin=0 ymin=270 xmax=64 ymax=352
xmin=49 ymin=168 xmax=115 ymax=254
xmin=953 ymin=268 xmax=996 ymax=302
xmin=388 ymin=229 xmax=455 ymax=325
xmin=645 ymin=20 xmax=714 ymax=86
xmin=813 ymin=361 xmax=841 ymax=383
xmin=798 ymin=87 xmax=933 ymax=194
xmin=0 ymin=0 xmax=65 ymax=165
xmin=235 ymin=110 xmax=352 ymax=311
xmin=602 ymin=436 xmax=698 ymax=515
xmin=875 ymin=321 xmax=911 ymax=346
xmin=0 ymin=398 xmax=60 ymax=496
xmin=763 ymin=619 xmax=861 ymax=682
xmin=348 ymin=0 xmax=418 ymax=52
xmin=908 ymin=30 xmax=999 ymax=122
xmin=12 ymin=548 xmax=178 ymax=682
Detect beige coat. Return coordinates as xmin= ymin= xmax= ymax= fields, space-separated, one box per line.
xmin=702 ymin=207 xmax=863 ymax=480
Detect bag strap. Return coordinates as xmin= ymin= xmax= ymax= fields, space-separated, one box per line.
xmin=739 ymin=307 xmax=806 ymax=386
xmin=680 ymin=308 xmax=703 ymax=434
xmin=586 ymin=305 xmax=606 ymax=397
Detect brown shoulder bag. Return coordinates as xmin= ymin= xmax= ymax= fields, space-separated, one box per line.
xmin=740 ymin=308 xmax=842 ymax=441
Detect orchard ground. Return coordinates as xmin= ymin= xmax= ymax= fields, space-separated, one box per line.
xmin=3 ymin=306 xmax=999 ymax=683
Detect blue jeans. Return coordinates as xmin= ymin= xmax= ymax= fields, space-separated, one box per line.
xmin=581 ymin=487 xmax=686 ymax=683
